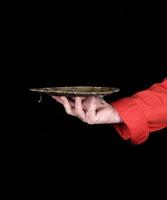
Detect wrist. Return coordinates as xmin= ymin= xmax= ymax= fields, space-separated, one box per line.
xmin=113 ymin=106 xmax=123 ymax=123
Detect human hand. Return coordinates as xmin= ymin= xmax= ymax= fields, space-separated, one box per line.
xmin=52 ymin=96 xmax=122 ymax=124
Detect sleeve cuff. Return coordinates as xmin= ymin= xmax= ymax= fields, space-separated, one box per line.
xmin=111 ymin=97 xmax=150 ymax=144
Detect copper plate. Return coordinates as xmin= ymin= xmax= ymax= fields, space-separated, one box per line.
xmin=29 ymin=86 xmax=120 ymax=97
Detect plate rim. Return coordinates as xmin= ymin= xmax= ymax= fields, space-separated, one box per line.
xmin=29 ymin=86 xmax=120 ymax=96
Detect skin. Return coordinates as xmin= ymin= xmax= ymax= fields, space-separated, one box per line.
xmin=52 ymin=96 xmax=122 ymax=124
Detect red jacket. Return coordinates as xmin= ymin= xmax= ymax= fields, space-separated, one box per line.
xmin=111 ymin=79 xmax=167 ymax=144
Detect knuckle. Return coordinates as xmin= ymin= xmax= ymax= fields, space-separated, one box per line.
xmin=75 ymin=109 xmax=81 ymax=116
xmin=66 ymin=111 xmax=71 ymax=115
xmin=87 ymin=116 xmax=99 ymax=125
xmin=65 ymin=109 xmax=72 ymax=115
xmin=87 ymin=118 xmax=95 ymax=125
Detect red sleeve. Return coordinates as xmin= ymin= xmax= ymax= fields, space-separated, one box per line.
xmin=111 ymin=79 xmax=167 ymax=144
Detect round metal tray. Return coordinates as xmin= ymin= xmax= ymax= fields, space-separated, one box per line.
xmin=29 ymin=86 xmax=120 ymax=97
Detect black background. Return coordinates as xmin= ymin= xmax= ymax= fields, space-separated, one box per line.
xmin=1 ymin=1 xmax=167 ymax=193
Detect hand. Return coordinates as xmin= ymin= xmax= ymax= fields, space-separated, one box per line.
xmin=52 ymin=96 xmax=122 ymax=124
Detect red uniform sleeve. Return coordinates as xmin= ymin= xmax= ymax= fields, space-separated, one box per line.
xmin=111 ymin=79 xmax=167 ymax=144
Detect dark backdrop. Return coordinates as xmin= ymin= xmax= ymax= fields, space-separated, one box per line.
xmin=1 ymin=1 xmax=167 ymax=193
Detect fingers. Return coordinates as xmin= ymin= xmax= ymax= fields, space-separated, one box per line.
xmin=75 ymin=97 xmax=86 ymax=121
xmin=86 ymin=97 xmax=99 ymax=124
xmin=61 ymin=96 xmax=75 ymax=115
xmin=52 ymin=96 xmax=63 ymax=104
xmin=52 ymin=96 xmax=103 ymax=124
xmin=52 ymin=96 xmax=74 ymax=107
xmin=52 ymin=96 xmax=75 ymax=116
xmin=52 ymin=96 xmax=87 ymax=121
